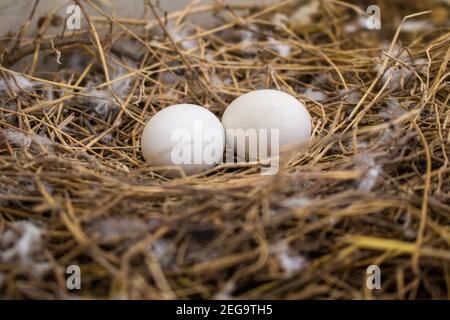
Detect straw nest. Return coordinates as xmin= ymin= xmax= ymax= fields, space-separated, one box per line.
xmin=0 ymin=0 xmax=450 ymax=299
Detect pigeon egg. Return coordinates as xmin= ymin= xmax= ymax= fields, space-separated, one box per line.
xmin=141 ymin=104 xmax=225 ymax=176
xmin=221 ymin=89 xmax=312 ymax=159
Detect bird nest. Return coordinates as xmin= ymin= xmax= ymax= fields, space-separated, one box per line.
xmin=0 ymin=0 xmax=450 ymax=299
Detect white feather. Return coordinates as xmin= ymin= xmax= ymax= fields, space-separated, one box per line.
xmin=3 ymin=129 xmax=32 ymax=148
xmin=167 ymin=22 xmax=198 ymax=51
xmin=267 ymin=37 xmax=291 ymax=58
xmin=356 ymin=156 xmax=382 ymax=192
xmin=0 ymin=221 xmax=50 ymax=277
xmin=0 ymin=74 xmax=36 ymax=92
xmin=272 ymin=242 xmax=308 ymax=277
xmin=303 ymin=88 xmax=327 ymax=101
xmin=282 ymin=197 xmax=310 ymax=208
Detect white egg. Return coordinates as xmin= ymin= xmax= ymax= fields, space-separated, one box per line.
xmin=141 ymin=104 xmax=225 ymax=176
xmin=221 ymin=89 xmax=311 ymax=159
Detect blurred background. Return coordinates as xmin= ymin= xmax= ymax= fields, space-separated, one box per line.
xmin=0 ymin=0 xmax=277 ymax=37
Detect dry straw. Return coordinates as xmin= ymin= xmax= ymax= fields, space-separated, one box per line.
xmin=0 ymin=0 xmax=449 ymax=299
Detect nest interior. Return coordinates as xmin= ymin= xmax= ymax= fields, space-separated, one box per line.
xmin=0 ymin=0 xmax=450 ymax=299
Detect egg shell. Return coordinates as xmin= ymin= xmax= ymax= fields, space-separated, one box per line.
xmin=141 ymin=104 xmax=225 ymax=176
xmin=221 ymin=89 xmax=312 ymax=158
